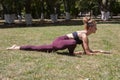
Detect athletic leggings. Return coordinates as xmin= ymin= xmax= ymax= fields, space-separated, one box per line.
xmin=20 ymin=35 xmax=77 ymax=54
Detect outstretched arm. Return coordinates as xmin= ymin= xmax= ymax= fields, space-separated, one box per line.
xmin=81 ymin=35 xmax=111 ymax=55
xmin=81 ymin=34 xmax=94 ymax=55
xmin=74 ymin=50 xmax=111 ymax=55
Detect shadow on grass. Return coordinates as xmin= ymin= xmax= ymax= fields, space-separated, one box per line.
xmin=0 ymin=20 xmax=83 ymax=29
xmin=97 ymin=18 xmax=120 ymax=24
xmin=56 ymin=52 xmax=81 ymax=58
xmin=0 ymin=18 xmax=120 ymax=29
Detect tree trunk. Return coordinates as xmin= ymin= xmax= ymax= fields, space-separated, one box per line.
xmin=14 ymin=0 xmax=23 ymax=23
xmin=40 ymin=0 xmax=44 ymax=20
xmin=25 ymin=0 xmax=32 ymax=25
xmin=63 ymin=0 xmax=71 ymax=20
xmin=2 ymin=1 xmax=15 ymax=24
xmin=50 ymin=14 xmax=57 ymax=23
xmin=46 ymin=0 xmax=57 ymax=23
xmin=25 ymin=14 xmax=32 ymax=25
xmin=41 ymin=13 xmax=44 ymax=20
xmin=65 ymin=12 xmax=70 ymax=20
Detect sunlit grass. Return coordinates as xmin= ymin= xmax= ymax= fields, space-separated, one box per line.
xmin=0 ymin=24 xmax=120 ymax=80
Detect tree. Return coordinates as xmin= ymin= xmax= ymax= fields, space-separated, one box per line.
xmin=2 ymin=0 xmax=16 ymax=24
xmin=24 ymin=0 xmax=32 ymax=25
xmin=14 ymin=0 xmax=24 ymax=23
xmin=40 ymin=0 xmax=45 ymax=20
xmin=31 ymin=0 xmax=45 ymax=20
xmin=63 ymin=0 xmax=71 ymax=20
xmin=76 ymin=0 xmax=99 ymax=18
xmin=45 ymin=0 xmax=58 ymax=23
xmin=0 ymin=0 xmax=119 ymax=24
xmin=109 ymin=0 xmax=120 ymax=17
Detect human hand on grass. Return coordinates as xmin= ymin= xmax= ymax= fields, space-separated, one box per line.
xmin=92 ymin=50 xmax=111 ymax=54
xmin=74 ymin=50 xmax=111 ymax=55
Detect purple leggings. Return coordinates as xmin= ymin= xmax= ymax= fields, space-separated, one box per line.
xmin=20 ymin=35 xmax=77 ymax=54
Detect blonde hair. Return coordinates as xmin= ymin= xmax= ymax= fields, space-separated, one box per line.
xmin=83 ymin=17 xmax=96 ymax=30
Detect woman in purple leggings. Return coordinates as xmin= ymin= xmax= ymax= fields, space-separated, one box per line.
xmin=7 ymin=17 xmax=109 ymax=55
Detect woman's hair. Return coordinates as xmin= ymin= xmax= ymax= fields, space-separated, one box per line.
xmin=83 ymin=17 xmax=96 ymax=30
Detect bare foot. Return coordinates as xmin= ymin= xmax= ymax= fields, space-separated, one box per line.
xmin=6 ymin=44 xmax=20 ymax=50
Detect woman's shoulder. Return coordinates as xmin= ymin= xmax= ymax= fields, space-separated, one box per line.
xmin=77 ymin=30 xmax=87 ymax=35
xmin=77 ymin=30 xmax=87 ymax=38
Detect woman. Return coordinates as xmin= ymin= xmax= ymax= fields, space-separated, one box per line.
xmin=7 ymin=17 xmax=108 ymax=55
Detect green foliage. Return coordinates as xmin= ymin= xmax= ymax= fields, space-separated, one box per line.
xmin=111 ymin=2 xmax=120 ymax=15
xmin=76 ymin=0 xmax=95 ymax=11
xmin=0 ymin=0 xmax=120 ymax=18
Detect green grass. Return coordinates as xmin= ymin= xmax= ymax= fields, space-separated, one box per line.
xmin=0 ymin=24 xmax=120 ymax=80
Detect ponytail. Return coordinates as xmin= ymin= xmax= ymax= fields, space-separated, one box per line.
xmin=83 ymin=17 xmax=91 ymax=24
xmin=83 ymin=17 xmax=96 ymax=30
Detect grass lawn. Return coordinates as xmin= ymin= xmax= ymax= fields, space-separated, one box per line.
xmin=0 ymin=23 xmax=120 ymax=80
